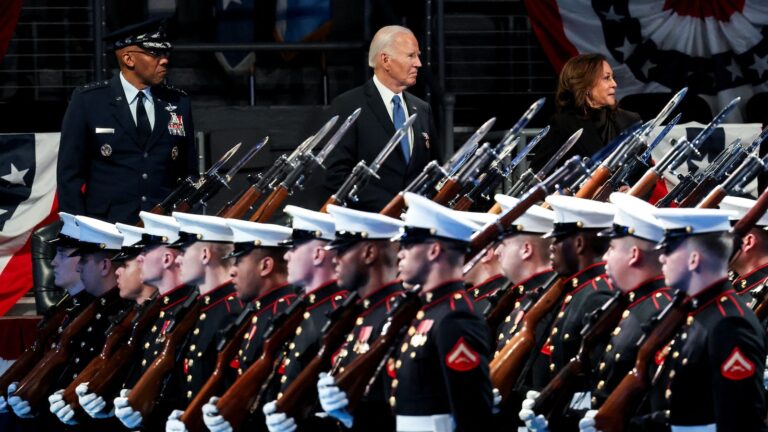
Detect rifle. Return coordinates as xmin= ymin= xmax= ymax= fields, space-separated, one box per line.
xmin=0 ymin=293 xmax=73 ymax=400
xmin=464 ymin=156 xmax=586 ymax=269
xmin=320 ymin=111 xmax=414 ymax=212
xmin=734 ymin=187 xmax=768 ymax=318
xmin=173 ymin=138 xmax=268 ymax=214
xmin=483 ymin=279 xmax=522 ymax=335
xmin=76 ymin=296 xmax=162 ymax=403
xmin=695 ymin=154 xmax=766 ymax=209
xmin=652 ymin=96 xmax=742 ymax=207
xmin=10 ymin=291 xmax=120 ymax=414
xmin=274 ymin=294 xmax=362 ymax=419
xmin=180 ymin=303 xmax=257 ymax=432
xmin=334 ymin=288 xmax=423 ymax=411
xmin=507 ymin=128 xmax=583 ymax=199
xmin=676 ymin=138 xmax=746 ymax=208
xmin=144 ymin=143 xmax=241 ymax=218
xmin=532 ymin=292 xmax=628 ymax=419
xmin=451 ymin=127 xmax=548 ymax=211
xmin=217 ymin=130 xmax=323 ymax=219
xmin=248 ymin=112 xmax=357 ymax=222
xmin=125 ymin=293 xmax=201 ymax=419
xmin=592 ymin=113 xmax=682 ymax=202
xmin=593 ymin=292 xmax=688 ymax=431
xmin=215 ymin=297 xmax=308 ymax=429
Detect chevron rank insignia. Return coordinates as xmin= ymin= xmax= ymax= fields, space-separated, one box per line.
xmin=445 ymin=337 xmax=480 ymax=372
xmin=721 ymin=347 xmax=755 ymax=380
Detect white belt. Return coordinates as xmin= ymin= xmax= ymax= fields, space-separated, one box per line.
xmin=396 ymin=414 xmax=453 ymax=432
xmin=671 ymin=424 xmax=716 ymax=432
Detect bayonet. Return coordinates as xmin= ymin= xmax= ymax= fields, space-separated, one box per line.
xmin=315 ymin=109 xmax=362 ymax=165
xmin=222 ymin=137 xmax=269 ymax=184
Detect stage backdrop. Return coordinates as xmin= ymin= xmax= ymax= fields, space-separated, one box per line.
xmin=0 ymin=133 xmax=59 ymax=316
xmin=525 ymin=0 xmax=768 ymax=122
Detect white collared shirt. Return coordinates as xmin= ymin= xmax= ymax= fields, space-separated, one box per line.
xmin=120 ymin=72 xmax=155 ymax=130
xmin=372 ymin=74 xmax=414 ymax=154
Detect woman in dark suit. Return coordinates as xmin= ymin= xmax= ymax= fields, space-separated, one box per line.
xmin=531 ymin=53 xmax=641 ymax=171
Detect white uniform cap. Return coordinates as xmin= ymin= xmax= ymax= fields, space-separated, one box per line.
xmin=543 ymin=195 xmax=615 ymax=238
xmin=494 ymin=194 xmax=555 ymax=235
xmin=74 ymin=215 xmax=124 ymax=251
xmin=283 ymin=205 xmax=336 ymax=243
xmin=600 ymin=193 xmax=665 ymax=243
xmin=115 ymin=223 xmax=145 ymax=247
xmin=397 ymin=192 xmax=479 ymax=243
xmin=171 ymin=212 xmax=233 ymax=245
xmin=652 ymin=207 xmax=735 ymax=248
xmin=719 ymin=196 xmax=768 ymax=227
xmin=326 ymin=205 xmax=404 ymax=249
xmin=59 ymin=212 xmax=79 ymax=239
xmin=225 ymin=219 xmax=292 ymax=257
xmin=139 ymin=211 xmax=181 ymax=244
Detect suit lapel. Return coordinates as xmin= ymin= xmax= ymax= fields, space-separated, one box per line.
xmin=403 ymin=92 xmax=427 ymax=174
xmin=364 ymin=80 xmax=396 ymax=137
xmin=146 ymin=91 xmax=169 ymax=150
xmin=109 ymin=76 xmax=140 ymax=145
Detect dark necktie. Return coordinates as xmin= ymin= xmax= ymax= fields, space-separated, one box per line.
xmin=392 ymin=95 xmax=410 ymax=163
xmin=136 ymin=91 xmax=151 ymax=147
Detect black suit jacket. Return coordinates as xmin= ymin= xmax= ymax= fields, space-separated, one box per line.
xmin=57 ymin=75 xmax=197 ymax=224
xmin=323 ymin=79 xmax=440 ymax=212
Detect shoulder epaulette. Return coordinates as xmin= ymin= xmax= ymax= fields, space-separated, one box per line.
xmin=75 ymin=80 xmax=109 ymax=93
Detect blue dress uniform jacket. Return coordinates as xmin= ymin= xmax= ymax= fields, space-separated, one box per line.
xmin=57 ymin=75 xmax=197 ymax=224
xmin=333 ymin=281 xmax=404 ymax=432
xmin=234 ymin=283 xmax=299 ymax=373
xmin=392 ymin=280 xmax=493 ymax=431
xmin=323 ymin=79 xmax=440 ymax=212
xmin=544 ymin=263 xmax=614 ymax=376
xmin=732 ymin=262 xmax=768 ymax=306
xmin=180 ymin=282 xmax=243 ymax=403
xmin=468 ymin=274 xmax=508 ymax=316
xmin=651 ymin=279 xmax=768 ymax=431
xmin=592 ymin=277 xmax=672 ymax=408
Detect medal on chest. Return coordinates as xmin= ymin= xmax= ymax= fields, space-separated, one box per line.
xmin=167 ymin=112 xmax=186 ymax=136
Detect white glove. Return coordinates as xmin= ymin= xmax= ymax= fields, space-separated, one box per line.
xmin=263 ymin=400 xmax=297 ymax=432
xmin=492 ymin=387 xmax=502 ymax=414
xmin=202 ymin=396 xmax=233 ymax=432
xmin=317 ymin=372 xmax=353 ymax=428
xmin=0 ymin=382 xmax=16 ymax=413
xmin=579 ymin=409 xmax=600 ymax=432
xmin=166 ymin=409 xmax=188 ymax=432
xmin=519 ymin=390 xmax=549 ymax=432
xmin=76 ymin=383 xmax=112 ymax=418
xmin=7 ymin=382 xmax=33 ymax=418
xmin=48 ymin=389 xmax=77 ymax=425
xmin=114 ymin=388 xmax=143 ymax=428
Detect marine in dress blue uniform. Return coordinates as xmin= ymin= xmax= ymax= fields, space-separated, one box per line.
xmin=57 ymin=19 xmax=196 ymax=224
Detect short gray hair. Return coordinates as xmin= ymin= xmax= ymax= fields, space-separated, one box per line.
xmin=368 ymin=25 xmax=414 ymax=68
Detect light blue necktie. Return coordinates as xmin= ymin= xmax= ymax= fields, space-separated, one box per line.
xmin=392 ymin=95 xmax=410 ymax=163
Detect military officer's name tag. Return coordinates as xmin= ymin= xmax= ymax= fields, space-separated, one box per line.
xmin=95 ymin=127 xmax=115 ymax=134
xmin=168 ymin=113 xmax=186 ymax=136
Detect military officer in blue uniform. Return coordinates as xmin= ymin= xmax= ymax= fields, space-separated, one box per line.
xmin=388 ymin=192 xmax=493 ymax=432
xmin=57 ymin=19 xmax=196 ymax=224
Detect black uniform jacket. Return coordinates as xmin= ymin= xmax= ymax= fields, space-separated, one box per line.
xmin=392 ymin=280 xmax=493 ymax=432
xmin=468 ymin=274 xmax=508 ymax=317
xmin=652 ymin=278 xmax=768 ymax=431
xmin=57 ymin=75 xmax=196 ymax=224
xmin=323 ymin=79 xmax=440 ymax=212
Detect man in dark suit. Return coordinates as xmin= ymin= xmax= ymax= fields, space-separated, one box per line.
xmin=57 ymin=19 xmax=197 ymax=224
xmin=323 ymin=25 xmax=440 ymax=213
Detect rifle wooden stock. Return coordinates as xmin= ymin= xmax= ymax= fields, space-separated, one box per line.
xmin=216 ymin=300 xmax=307 ymax=429
xmin=696 ymin=186 xmax=727 ymax=209
xmin=61 ymin=306 xmax=139 ymax=410
xmin=275 ymin=298 xmax=363 ymax=420
xmin=126 ymin=301 xmax=202 ymax=419
xmin=12 ymin=298 xmax=100 ymax=413
xmin=451 ymin=195 xmax=475 ymax=211
xmin=755 ymin=298 xmax=768 ymax=321
xmin=319 ymin=196 xmax=337 ymax=214
xmin=488 ymin=203 xmax=502 ymax=214
xmin=591 ymin=179 xmax=615 ymax=203
xmin=218 ymin=187 xmax=264 ymax=219
xmin=249 ymin=186 xmax=289 ymax=222
xmin=431 ymin=178 xmax=462 ymax=205
xmin=84 ymin=299 xmax=161 ymax=400
xmin=628 ymin=170 xmax=660 ymax=200
xmin=490 ymin=277 xmax=565 ymax=400
xmin=180 ymin=309 xmax=256 ymax=432
xmin=594 ymin=295 xmax=689 ymax=432
xmin=533 ymin=293 xmax=627 ymax=419
xmin=575 ymin=165 xmax=612 ymax=199
xmin=678 ymin=177 xmax=717 ymax=208
xmin=732 ymin=186 xmax=768 ymax=239
xmin=335 ymin=291 xmax=422 ymax=412
xmin=484 ymin=281 xmax=523 ymax=334
xmin=0 ymin=295 xmax=71 ymax=399
xmin=380 ymin=193 xmax=406 ymax=218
